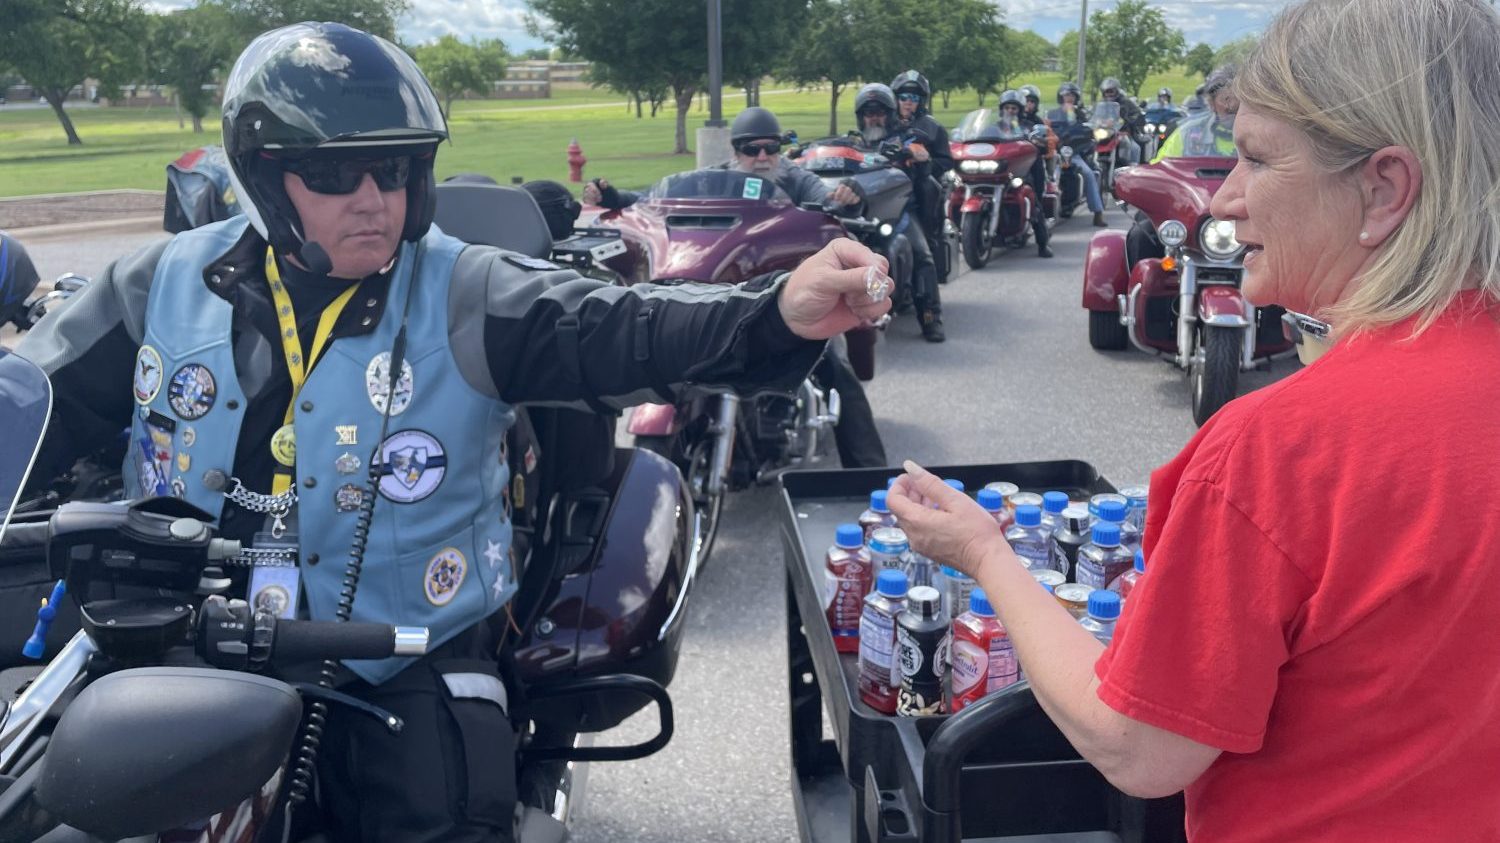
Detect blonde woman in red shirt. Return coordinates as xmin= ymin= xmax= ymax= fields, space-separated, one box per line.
xmin=888 ymin=0 xmax=1500 ymax=840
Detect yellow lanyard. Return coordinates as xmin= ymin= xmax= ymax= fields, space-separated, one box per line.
xmin=265 ymin=248 xmax=359 ymax=495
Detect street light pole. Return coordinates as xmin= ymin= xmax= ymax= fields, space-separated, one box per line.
xmin=1076 ymin=0 xmax=1089 ymax=91
xmin=706 ymin=0 xmax=725 ymax=127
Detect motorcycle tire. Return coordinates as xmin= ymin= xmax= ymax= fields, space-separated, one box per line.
xmin=1191 ymin=325 xmax=1242 ymax=426
xmin=1088 ymin=310 xmax=1129 ymax=351
xmin=961 ymin=213 xmax=993 ymax=270
xmin=635 ymin=433 xmax=724 ymax=566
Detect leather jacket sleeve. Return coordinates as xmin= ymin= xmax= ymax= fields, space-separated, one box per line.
xmin=14 ymin=239 xmax=166 ymax=486
xmin=923 ymin=118 xmax=955 ymax=177
xmin=445 ymin=247 xmax=826 ymax=411
xmin=777 ymin=162 xmax=832 ymax=206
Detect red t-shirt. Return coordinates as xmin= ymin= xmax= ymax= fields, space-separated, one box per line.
xmin=1095 ymin=294 xmax=1500 ymax=842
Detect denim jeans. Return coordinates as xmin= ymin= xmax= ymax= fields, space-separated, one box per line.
xmin=1077 ymin=161 xmax=1104 ymax=213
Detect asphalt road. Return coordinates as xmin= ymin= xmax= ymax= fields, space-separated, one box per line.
xmin=5 ymin=209 xmax=1298 ymax=840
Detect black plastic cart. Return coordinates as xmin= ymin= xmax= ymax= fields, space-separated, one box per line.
xmin=780 ymin=461 xmax=1187 ymax=843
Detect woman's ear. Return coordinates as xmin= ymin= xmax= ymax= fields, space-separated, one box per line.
xmin=1358 ymin=146 xmax=1422 ymax=248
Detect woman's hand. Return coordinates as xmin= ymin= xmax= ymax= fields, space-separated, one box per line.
xmin=778 ymin=239 xmax=893 ymax=340
xmin=887 ymin=460 xmax=1018 ymax=577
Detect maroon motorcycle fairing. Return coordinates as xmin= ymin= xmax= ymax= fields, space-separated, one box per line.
xmin=1111 ymin=156 xmax=1231 ymax=249
xmin=1082 ymin=229 xmax=1130 ymax=311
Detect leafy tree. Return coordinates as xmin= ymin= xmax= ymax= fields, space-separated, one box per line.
xmin=1184 ymin=42 xmax=1216 ymax=79
xmin=997 ymin=28 xmax=1051 ymax=92
xmin=411 ymin=36 xmax=508 ymax=118
xmin=149 ymin=5 xmax=236 ymax=134
xmin=723 ymin=0 xmax=806 ymax=109
xmin=1214 ymin=34 xmax=1258 ymax=70
xmin=1088 ymin=0 xmax=1185 ymax=97
xmin=1057 ymin=30 xmax=1104 ymax=94
xmin=924 ymin=0 xmax=1006 ymax=109
xmin=206 ymin=0 xmax=410 ymax=41
xmin=0 ymin=0 xmax=149 ymax=145
xmin=530 ymin=0 xmax=706 ymax=153
xmin=780 ymin=0 xmax=924 ymax=136
xmin=778 ymin=0 xmax=862 ymax=135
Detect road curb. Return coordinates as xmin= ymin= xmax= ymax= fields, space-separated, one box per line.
xmin=7 ymin=215 xmax=163 ymax=241
xmin=0 ymin=188 xmax=163 ymax=203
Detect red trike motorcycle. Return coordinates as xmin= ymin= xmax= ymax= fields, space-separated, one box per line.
xmin=1081 ymin=123 xmax=1294 ymax=425
xmin=945 ymin=109 xmax=1046 ymax=269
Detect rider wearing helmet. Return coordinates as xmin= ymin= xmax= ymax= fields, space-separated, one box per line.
xmin=584 ymin=105 xmax=858 ymax=210
xmin=16 ymin=22 xmax=887 ymax=840
xmin=998 ymin=89 xmax=1053 ymax=257
xmin=1098 ymin=76 xmax=1146 ymax=165
xmin=1048 ymin=83 xmax=1108 ymax=227
xmin=1156 ymin=87 xmax=1173 ymax=107
xmin=859 ymin=78 xmax=946 ymax=342
xmin=1153 ymin=65 xmax=1239 ymax=162
xmin=1183 ymin=82 xmax=1209 ymax=115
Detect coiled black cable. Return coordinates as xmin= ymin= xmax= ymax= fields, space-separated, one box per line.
xmin=286 ymin=245 xmax=423 ymax=808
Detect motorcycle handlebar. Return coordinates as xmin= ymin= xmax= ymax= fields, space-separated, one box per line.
xmin=271 ymin=619 xmax=428 ymax=662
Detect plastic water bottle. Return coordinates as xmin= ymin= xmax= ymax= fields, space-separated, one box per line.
xmin=1093 ymin=499 xmax=1141 ymax=554
xmin=1075 ymin=522 xmax=1134 ymax=590
xmin=1114 ymin=549 xmax=1146 ymax=601
xmin=825 ymin=524 xmax=873 ymax=654
xmin=984 ymin=482 xmax=1019 ymax=532
xmin=858 ymin=569 xmax=910 ymax=714
xmin=949 ymin=589 xmax=1019 ymax=712
xmin=1079 ymin=590 xmax=1122 ymax=644
xmin=977 ymin=488 xmax=1007 ymax=528
xmin=1041 ymin=491 xmax=1069 ymax=533
xmin=945 ymin=479 xmax=967 ymax=494
xmin=859 ymin=490 xmax=898 ymax=540
xmin=939 ymin=565 xmax=977 ymax=626
xmin=1118 ymin=485 xmax=1149 ymax=537
xmin=1005 ymin=504 xmax=1052 ymax=570
xmin=1088 ymin=493 xmax=1128 ymax=525
xmin=1050 ymin=504 xmax=1090 ymax=581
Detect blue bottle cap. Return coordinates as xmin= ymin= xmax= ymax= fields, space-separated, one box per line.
xmin=1134 ymin=549 xmax=1145 ymax=573
xmin=876 ymin=568 xmax=909 ymax=597
xmin=870 ymin=490 xmax=889 ymax=513
xmin=944 ymin=479 xmax=966 ymax=493
xmin=887 ymin=476 xmax=900 ymax=489
xmin=1091 ymin=522 xmax=1122 ymax=546
xmin=1088 ymin=589 xmax=1121 ymax=620
xmin=969 ymin=588 xmax=994 ymax=616
xmin=977 ymin=488 xmax=1004 ymax=512
xmin=940 ymin=565 xmax=958 ymax=577
xmin=1097 ymin=500 xmax=1128 ymax=523
xmin=1015 ymin=504 xmax=1042 ymax=527
xmin=1042 ymin=491 xmax=1069 ymax=513
xmin=836 ymin=523 xmax=865 ymax=549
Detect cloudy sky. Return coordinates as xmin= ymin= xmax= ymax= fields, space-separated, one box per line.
xmin=146 ymin=0 xmax=1290 ymax=51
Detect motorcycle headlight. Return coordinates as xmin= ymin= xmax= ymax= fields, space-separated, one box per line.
xmin=1199 ymin=217 xmax=1241 ymax=259
xmin=1145 ymin=122 xmax=1157 ymax=133
xmin=879 ymin=223 xmax=893 ymax=237
xmin=978 ymin=160 xmax=1000 ymax=173
xmin=959 ymin=160 xmax=980 ymax=174
xmin=1156 ymin=220 xmax=1188 ymax=248
xmin=1093 ymin=128 xmax=1109 ymax=142
xmin=1010 ymin=177 xmax=1024 ymax=189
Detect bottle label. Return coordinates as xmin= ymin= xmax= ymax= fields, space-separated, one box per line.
xmin=859 ymin=611 xmax=897 ymax=676
xmin=825 ymin=562 xmax=871 ymax=638
xmin=897 ymin=626 xmax=923 ymax=677
xmin=1076 ymin=560 xmax=1106 ymax=589
xmin=1011 ymin=538 xmax=1051 ymax=570
xmin=950 ymin=633 xmax=1020 ymax=710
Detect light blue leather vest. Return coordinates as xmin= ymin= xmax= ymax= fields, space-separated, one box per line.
xmin=124 ymin=218 xmax=516 ymax=684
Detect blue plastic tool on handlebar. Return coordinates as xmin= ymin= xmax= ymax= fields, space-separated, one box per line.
xmin=22 ymin=579 xmax=66 ymax=660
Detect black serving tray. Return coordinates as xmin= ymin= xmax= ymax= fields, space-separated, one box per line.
xmin=779 ymin=461 xmax=1185 ymax=843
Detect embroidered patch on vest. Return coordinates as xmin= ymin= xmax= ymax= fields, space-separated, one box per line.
xmin=376 ymin=429 xmax=448 ymax=503
xmin=424 ymin=547 xmax=467 ymax=606
xmin=135 ymin=422 xmax=173 ymax=497
xmin=365 ymin=351 xmax=414 ymax=416
xmin=134 ymin=346 xmax=164 ymax=404
xmin=167 ymin=364 xmax=217 ymax=420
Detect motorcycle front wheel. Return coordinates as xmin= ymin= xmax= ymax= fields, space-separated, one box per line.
xmin=1190 ymin=325 xmax=1242 ymax=426
xmin=636 ymin=433 xmax=724 ymax=565
xmin=961 ymin=212 xmax=993 ymax=269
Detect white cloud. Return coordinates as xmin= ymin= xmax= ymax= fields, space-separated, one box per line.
xmin=398 ymin=0 xmax=541 ymax=47
xmin=997 ymin=0 xmax=1290 ymax=45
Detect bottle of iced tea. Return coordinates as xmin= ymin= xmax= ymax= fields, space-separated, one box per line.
xmin=825 ymin=523 xmax=873 ymax=653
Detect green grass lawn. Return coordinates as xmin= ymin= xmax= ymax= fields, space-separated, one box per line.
xmin=0 ymin=69 xmax=1202 ymax=199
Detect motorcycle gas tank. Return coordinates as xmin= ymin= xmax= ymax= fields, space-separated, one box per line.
xmin=513 ymin=447 xmax=692 ymax=691
xmin=603 ymin=199 xmax=844 ymax=284
xmin=827 ymin=166 xmax=912 ymax=224
xmin=1113 ymin=157 xmax=1233 ymax=245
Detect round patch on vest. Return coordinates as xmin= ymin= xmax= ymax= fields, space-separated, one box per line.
xmin=365 ymin=351 xmax=414 ymax=417
xmin=134 ymin=346 xmax=164 ymax=404
xmin=423 ymin=547 xmax=467 ymax=606
xmin=167 ymin=364 xmax=217 ymax=420
xmin=376 ymin=429 xmax=447 ymax=503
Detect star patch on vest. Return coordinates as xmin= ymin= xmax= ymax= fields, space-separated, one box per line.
xmin=424 ymin=547 xmax=467 ymax=606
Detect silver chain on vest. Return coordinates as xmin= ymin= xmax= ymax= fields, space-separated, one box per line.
xmin=223 ymin=477 xmax=297 ymax=538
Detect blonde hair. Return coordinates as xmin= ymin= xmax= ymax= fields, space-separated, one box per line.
xmin=1236 ymin=0 xmax=1500 ymax=333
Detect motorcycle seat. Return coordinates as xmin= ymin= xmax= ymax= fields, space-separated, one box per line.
xmin=433 ymin=183 xmax=554 ymax=260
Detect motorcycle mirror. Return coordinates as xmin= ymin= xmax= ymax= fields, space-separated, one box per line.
xmin=34 ymin=667 xmax=302 ymax=838
xmin=0 ymin=350 xmax=51 ymax=545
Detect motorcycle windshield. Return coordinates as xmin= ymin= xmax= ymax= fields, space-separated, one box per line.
xmin=1175 ymin=113 xmax=1238 ymax=158
xmin=953 ymin=110 xmax=1026 ymax=143
xmin=647 ymin=169 xmax=787 ymax=203
xmin=0 ymin=349 xmax=51 ymax=544
xmin=1145 ymin=107 xmax=1182 ymax=125
xmin=1090 ymin=101 xmax=1122 ymax=130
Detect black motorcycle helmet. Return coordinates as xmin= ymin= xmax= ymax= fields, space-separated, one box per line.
xmin=1056 ymin=82 xmax=1082 ymax=104
xmin=890 ymin=70 xmax=931 ymax=109
xmin=854 ymin=83 xmax=897 ymax=126
xmin=221 ymin=22 xmax=449 ymax=266
xmin=521 ymin=180 xmax=583 ymax=242
xmin=730 ymin=106 xmax=782 ymax=146
xmin=1021 ymin=84 xmax=1042 ymax=107
xmin=998 ymin=89 xmax=1025 ymax=113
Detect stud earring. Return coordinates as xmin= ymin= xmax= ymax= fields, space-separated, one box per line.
xmin=1359 ymin=231 xmax=1370 ymax=242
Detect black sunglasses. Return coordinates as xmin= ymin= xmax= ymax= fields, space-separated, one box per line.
xmin=896 ymin=92 xmax=922 ymax=102
xmin=282 ymin=155 xmax=413 ymax=195
xmin=736 ymin=141 xmax=781 ymax=157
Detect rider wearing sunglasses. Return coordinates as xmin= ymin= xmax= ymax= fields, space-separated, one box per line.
xmin=885 ymin=71 xmax=953 ymax=342
xmin=16 ymin=22 xmax=891 ymax=843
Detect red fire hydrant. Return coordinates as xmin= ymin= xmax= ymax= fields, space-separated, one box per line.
xmin=567 ymin=138 xmax=587 ymax=182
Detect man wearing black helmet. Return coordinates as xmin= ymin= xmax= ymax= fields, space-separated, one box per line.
xmin=584 ymin=106 xmax=859 ymax=210
xmin=882 ymin=72 xmax=950 ymax=342
xmin=1099 ymin=77 xmax=1146 ymax=165
xmin=16 ymin=23 xmax=891 ymax=842
xmin=1000 ymin=89 xmax=1054 ymax=258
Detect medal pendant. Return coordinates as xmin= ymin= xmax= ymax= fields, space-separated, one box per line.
xmin=270 ymin=424 xmax=297 ymax=467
